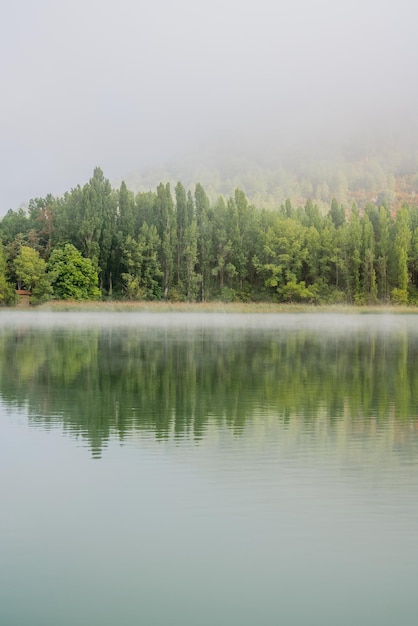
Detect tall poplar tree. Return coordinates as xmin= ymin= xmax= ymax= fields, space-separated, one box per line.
xmin=155 ymin=183 xmax=175 ymax=299
xmin=376 ymin=206 xmax=391 ymax=301
xmin=393 ymin=205 xmax=411 ymax=302
xmin=175 ymin=181 xmax=188 ymax=293
xmin=195 ymin=183 xmax=213 ymax=301
xmin=0 ymin=245 xmax=15 ymax=305
xmin=343 ymin=204 xmax=363 ymax=302
xmin=362 ymin=213 xmax=377 ymax=303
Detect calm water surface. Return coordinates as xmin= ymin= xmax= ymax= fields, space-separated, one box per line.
xmin=1 ymin=312 xmax=418 ymax=626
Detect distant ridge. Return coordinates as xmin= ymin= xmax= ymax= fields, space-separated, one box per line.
xmin=119 ymin=137 xmax=418 ymax=211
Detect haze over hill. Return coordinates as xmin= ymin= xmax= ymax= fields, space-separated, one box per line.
xmin=121 ymin=123 xmax=418 ymax=211
xmin=2 ymin=0 xmax=418 ymax=215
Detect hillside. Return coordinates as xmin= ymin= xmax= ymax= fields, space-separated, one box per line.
xmin=120 ymin=137 xmax=418 ymax=212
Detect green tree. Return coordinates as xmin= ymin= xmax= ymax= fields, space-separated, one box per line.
xmin=0 ymin=208 xmax=31 ymax=245
xmin=328 ymin=198 xmax=345 ymax=229
xmin=54 ymin=168 xmax=116 ymax=294
xmin=27 ymin=195 xmax=57 ymax=259
xmin=183 ymin=220 xmax=201 ymax=301
xmin=392 ymin=205 xmax=411 ymax=302
xmin=315 ymin=222 xmax=345 ymax=301
xmin=362 ymin=214 xmax=377 ymax=303
xmin=48 ymin=244 xmax=101 ymax=300
xmin=0 ymin=245 xmax=15 ymax=305
xmin=409 ymin=223 xmax=418 ymax=298
xmin=230 ymin=189 xmax=253 ymax=293
xmin=195 ymin=183 xmax=214 ymax=301
xmin=375 ymin=206 xmax=391 ymax=301
xmin=175 ymin=181 xmax=188 ymax=292
xmin=343 ymin=204 xmax=363 ymax=303
xmin=211 ymin=196 xmax=234 ymax=293
xmin=14 ymin=246 xmax=52 ymax=303
xmin=86 ymin=168 xmax=117 ymax=294
xmin=304 ymin=199 xmax=323 ymax=231
xmin=135 ymin=191 xmax=157 ymax=232
xmin=118 ymin=181 xmax=135 ymax=238
xmin=154 ymin=183 xmax=175 ymax=299
xmin=121 ymin=224 xmax=162 ymax=300
xmin=255 ymin=216 xmax=307 ymax=300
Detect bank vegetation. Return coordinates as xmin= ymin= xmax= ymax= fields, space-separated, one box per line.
xmin=2 ymin=168 xmax=418 ymax=307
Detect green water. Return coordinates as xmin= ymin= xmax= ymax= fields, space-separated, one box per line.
xmin=1 ymin=312 xmax=418 ymax=625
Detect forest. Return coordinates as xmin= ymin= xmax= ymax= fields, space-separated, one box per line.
xmin=1 ymin=166 xmax=418 ymax=305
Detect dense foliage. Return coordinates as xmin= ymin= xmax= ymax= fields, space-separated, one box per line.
xmin=2 ymin=167 xmax=418 ymax=304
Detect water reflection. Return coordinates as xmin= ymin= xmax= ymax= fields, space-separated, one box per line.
xmin=1 ymin=314 xmax=418 ymax=459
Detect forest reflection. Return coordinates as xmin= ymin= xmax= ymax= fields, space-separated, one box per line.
xmin=1 ymin=325 xmax=418 ymax=457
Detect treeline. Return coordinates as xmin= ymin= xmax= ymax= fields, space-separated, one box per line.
xmin=1 ymin=166 xmax=418 ymax=304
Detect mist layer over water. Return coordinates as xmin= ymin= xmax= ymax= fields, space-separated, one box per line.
xmin=0 ymin=310 xmax=417 ymax=332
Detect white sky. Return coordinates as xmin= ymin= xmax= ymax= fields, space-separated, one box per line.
xmin=1 ymin=0 xmax=417 ymax=212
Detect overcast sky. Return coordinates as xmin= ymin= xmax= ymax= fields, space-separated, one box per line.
xmin=1 ymin=0 xmax=417 ymax=213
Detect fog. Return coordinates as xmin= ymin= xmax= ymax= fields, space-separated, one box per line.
xmin=0 ymin=311 xmax=415 ymax=335
xmin=1 ymin=0 xmax=417 ymax=213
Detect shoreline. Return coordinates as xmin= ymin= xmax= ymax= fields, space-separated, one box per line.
xmin=11 ymin=300 xmax=418 ymax=314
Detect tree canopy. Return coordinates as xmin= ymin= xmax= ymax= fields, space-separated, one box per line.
xmin=2 ymin=167 xmax=418 ymax=305
xmin=48 ymin=244 xmax=101 ymax=301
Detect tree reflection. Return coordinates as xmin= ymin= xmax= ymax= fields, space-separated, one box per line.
xmin=1 ymin=325 xmax=418 ymax=457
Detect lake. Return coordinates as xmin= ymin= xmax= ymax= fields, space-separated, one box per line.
xmin=1 ymin=312 xmax=418 ymax=626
